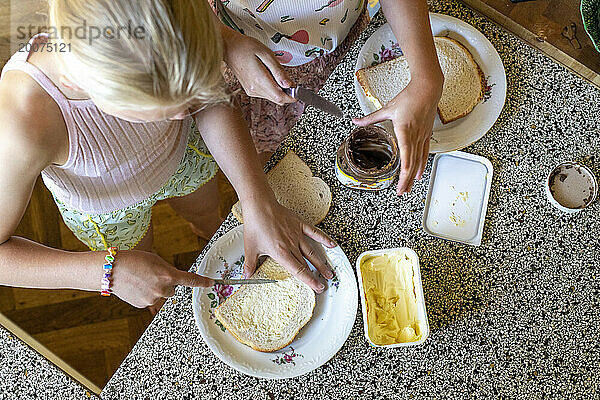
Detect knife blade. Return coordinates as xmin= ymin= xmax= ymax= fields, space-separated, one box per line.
xmin=213 ymin=278 xmax=278 ymax=286
xmin=284 ymin=86 xmax=344 ymax=118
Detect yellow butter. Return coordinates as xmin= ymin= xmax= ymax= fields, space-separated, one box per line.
xmin=360 ymin=251 xmax=422 ymax=345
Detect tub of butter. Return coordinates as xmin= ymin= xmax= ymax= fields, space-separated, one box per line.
xmin=356 ymin=248 xmax=429 ymax=348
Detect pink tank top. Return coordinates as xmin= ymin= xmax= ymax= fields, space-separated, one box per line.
xmin=0 ymin=34 xmax=191 ymax=214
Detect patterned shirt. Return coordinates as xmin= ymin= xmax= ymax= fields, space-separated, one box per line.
xmin=216 ymin=0 xmax=365 ymax=66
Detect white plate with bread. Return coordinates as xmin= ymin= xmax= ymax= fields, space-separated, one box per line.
xmin=192 ymin=152 xmax=358 ymax=379
xmin=354 ymin=13 xmax=507 ymax=153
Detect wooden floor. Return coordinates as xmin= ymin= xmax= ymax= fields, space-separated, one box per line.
xmin=0 ymin=175 xmax=237 ymax=389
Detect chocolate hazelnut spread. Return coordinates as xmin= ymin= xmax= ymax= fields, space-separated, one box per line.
xmin=335 ymin=125 xmax=400 ymax=191
xmin=348 ymin=128 xmax=393 ymax=171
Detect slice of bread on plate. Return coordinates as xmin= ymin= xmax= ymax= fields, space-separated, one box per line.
xmin=216 ymin=151 xmax=331 ymax=352
xmin=356 ymin=56 xmax=411 ymax=110
xmin=231 ymin=151 xmax=332 ymax=225
xmin=355 ymin=36 xmax=485 ymax=124
xmin=214 ymin=257 xmax=316 ymax=352
xmin=435 ymin=36 xmax=485 ymax=123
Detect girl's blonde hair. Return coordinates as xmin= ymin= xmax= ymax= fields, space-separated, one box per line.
xmin=49 ymin=0 xmax=229 ymax=111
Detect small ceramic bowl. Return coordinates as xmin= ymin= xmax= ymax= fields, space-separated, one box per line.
xmin=546 ymin=161 xmax=598 ymax=213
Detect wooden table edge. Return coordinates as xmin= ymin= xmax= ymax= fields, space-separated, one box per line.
xmin=0 ymin=313 xmax=103 ymax=396
xmin=461 ymin=0 xmax=600 ymax=88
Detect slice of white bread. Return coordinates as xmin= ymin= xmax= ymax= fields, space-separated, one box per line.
xmin=231 ymin=151 xmax=332 ymax=225
xmin=356 ymin=56 xmax=411 ymax=110
xmin=355 ymin=36 xmax=485 ymax=124
xmin=217 ymin=152 xmax=331 ymax=352
xmin=435 ymin=37 xmax=485 ymax=123
xmin=214 ymin=258 xmax=316 ymax=352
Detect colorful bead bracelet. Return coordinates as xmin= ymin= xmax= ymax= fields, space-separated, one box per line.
xmin=101 ymin=247 xmax=118 ymax=297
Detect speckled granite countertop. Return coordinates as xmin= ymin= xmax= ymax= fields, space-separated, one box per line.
xmin=2 ymin=0 xmax=600 ymax=398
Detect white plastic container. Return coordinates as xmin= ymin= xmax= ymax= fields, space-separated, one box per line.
xmin=356 ymin=248 xmax=430 ymax=348
xmin=545 ymin=161 xmax=598 ymax=213
xmin=422 ymin=151 xmax=493 ymax=246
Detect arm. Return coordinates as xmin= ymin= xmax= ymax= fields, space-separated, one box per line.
xmin=354 ymin=0 xmax=444 ymax=195
xmin=194 ymin=104 xmax=335 ymax=292
xmin=380 ymin=0 xmax=442 ymax=83
xmin=0 ymin=77 xmax=211 ymax=309
xmin=0 ymin=94 xmax=104 ymax=292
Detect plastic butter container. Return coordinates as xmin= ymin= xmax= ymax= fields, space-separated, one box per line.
xmin=422 ymin=151 xmax=493 ymax=246
xmin=356 ymin=248 xmax=429 ymax=348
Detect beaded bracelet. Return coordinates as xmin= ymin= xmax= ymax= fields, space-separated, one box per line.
xmin=100 ymin=247 xmax=118 ymax=297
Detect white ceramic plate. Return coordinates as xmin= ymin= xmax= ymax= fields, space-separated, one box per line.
xmin=354 ymin=13 xmax=507 ymax=153
xmin=192 ymin=225 xmax=358 ymax=379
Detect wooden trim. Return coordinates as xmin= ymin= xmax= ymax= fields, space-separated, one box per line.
xmin=461 ymin=0 xmax=600 ymax=88
xmin=0 ymin=313 xmax=102 ymax=396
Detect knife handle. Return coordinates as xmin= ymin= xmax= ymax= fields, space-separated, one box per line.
xmin=283 ymin=87 xmax=298 ymax=98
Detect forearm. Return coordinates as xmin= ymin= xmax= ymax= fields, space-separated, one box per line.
xmin=0 ymin=236 xmax=104 ymax=291
xmin=213 ymin=3 xmax=235 ymax=57
xmin=195 ymin=104 xmax=276 ymax=206
xmin=380 ymin=0 xmax=443 ymax=83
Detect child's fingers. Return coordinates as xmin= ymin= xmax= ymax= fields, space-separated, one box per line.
xmin=278 ymin=249 xmax=325 ymax=293
xmin=256 ymin=51 xmax=294 ymax=89
xmin=242 ymin=247 xmax=259 ymax=279
xmin=299 ymin=239 xmax=334 ymax=280
xmin=174 ymin=271 xmax=215 ymax=288
xmin=352 ymin=107 xmax=390 ymax=126
xmin=302 ymin=224 xmax=336 ymax=248
xmin=249 ymin=61 xmax=295 ymax=105
xmin=395 ymin=128 xmax=416 ymax=195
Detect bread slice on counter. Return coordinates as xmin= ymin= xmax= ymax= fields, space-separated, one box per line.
xmin=218 ymin=151 xmax=332 ymax=352
xmin=355 ymin=36 xmax=485 ymax=124
xmin=214 ymin=257 xmax=316 ymax=352
xmin=231 ymin=151 xmax=332 ymax=225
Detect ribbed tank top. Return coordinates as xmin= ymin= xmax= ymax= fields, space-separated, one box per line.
xmin=0 ymin=34 xmax=191 ymax=214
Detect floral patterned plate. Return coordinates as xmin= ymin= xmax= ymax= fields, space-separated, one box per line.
xmin=354 ymin=13 xmax=507 ymax=153
xmin=191 ymin=225 xmax=357 ymax=379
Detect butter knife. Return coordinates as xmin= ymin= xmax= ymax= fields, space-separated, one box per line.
xmin=284 ymin=86 xmax=344 ymax=118
xmin=213 ymin=278 xmax=277 ymax=286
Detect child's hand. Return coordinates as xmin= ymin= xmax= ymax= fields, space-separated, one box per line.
xmin=221 ymin=28 xmax=296 ymax=105
xmin=352 ymin=76 xmax=443 ymax=195
xmin=110 ymin=250 xmax=214 ymax=309
xmin=241 ymin=200 xmax=336 ymax=293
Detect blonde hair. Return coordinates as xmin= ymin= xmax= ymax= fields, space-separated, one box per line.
xmin=49 ymin=0 xmax=229 ymax=110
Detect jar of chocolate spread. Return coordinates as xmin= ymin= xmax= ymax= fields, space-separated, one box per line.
xmin=335 ymin=125 xmax=400 ymax=190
